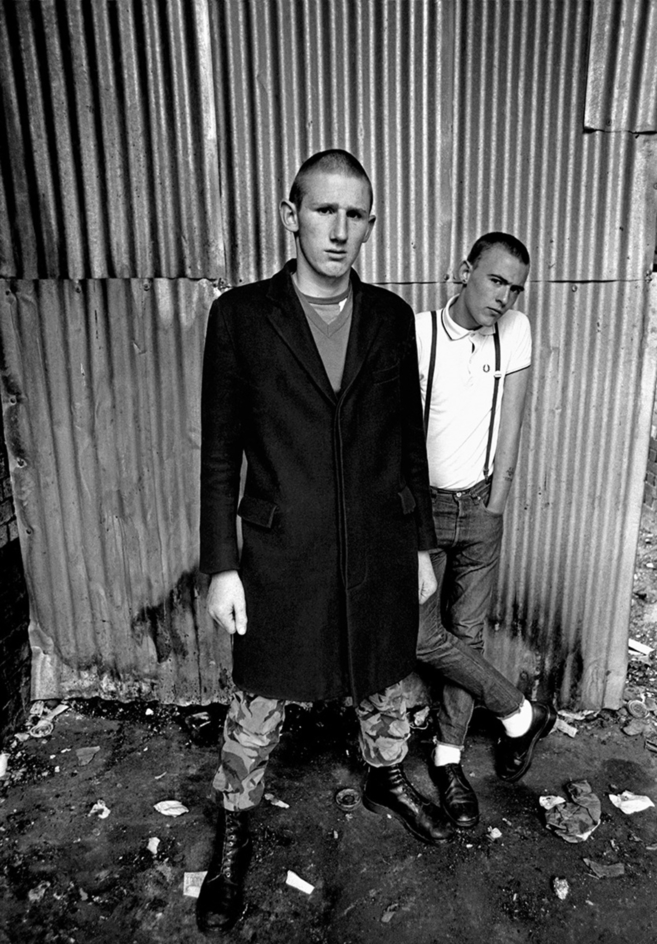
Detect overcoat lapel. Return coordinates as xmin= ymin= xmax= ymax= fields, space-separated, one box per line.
xmin=340 ymin=270 xmax=383 ymax=396
xmin=266 ymin=263 xmax=336 ymax=404
xmin=265 ymin=262 xmax=384 ymax=404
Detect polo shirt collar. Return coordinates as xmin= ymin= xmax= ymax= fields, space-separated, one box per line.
xmin=442 ymin=295 xmax=495 ymax=339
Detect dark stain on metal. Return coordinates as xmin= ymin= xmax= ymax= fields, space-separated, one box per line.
xmin=131 ymin=570 xmax=200 ymax=663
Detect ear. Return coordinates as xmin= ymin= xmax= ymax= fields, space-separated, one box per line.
xmin=361 ymin=214 xmax=376 ymax=245
xmin=279 ymin=199 xmax=300 ymax=235
xmin=458 ymin=260 xmax=472 ymax=284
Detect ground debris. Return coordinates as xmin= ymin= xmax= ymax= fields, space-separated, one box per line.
xmin=27 ymin=702 xmax=69 ymax=739
xmin=75 ymin=746 xmax=100 ymax=766
xmin=555 ymin=717 xmax=578 ymax=738
xmin=334 ymin=787 xmax=361 ymax=812
xmin=264 ymin=792 xmax=290 ymax=809
xmin=583 ymin=858 xmax=626 ymax=879
xmin=543 ymin=780 xmax=601 ymax=843
xmin=183 ymin=871 xmax=206 ymax=898
xmin=27 ymin=881 xmax=51 ymax=903
xmin=552 ymin=876 xmax=569 ymax=899
xmin=89 ymin=799 xmax=111 ymax=819
xmin=154 ymin=800 xmax=188 ymax=817
xmin=381 ymin=903 xmax=399 ymax=923
xmin=622 ymin=718 xmax=652 ymax=737
xmin=608 ymin=792 xmax=655 ymax=814
xmin=286 ymin=870 xmax=314 ymax=895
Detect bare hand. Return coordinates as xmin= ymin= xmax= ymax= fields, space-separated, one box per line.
xmin=207 ymin=571 xmax=248 ymax=635
xmin=417 ymin=551 xmax=437 ymax=604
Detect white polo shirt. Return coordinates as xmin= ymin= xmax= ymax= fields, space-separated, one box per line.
xmin=416 ymin=296 xmax=531 ymax=490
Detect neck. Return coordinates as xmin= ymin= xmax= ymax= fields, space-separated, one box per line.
xmin=451 ymin=292 xmax=480 ymax=331
xmin=293 ymin=259 xmax=351 ymax=298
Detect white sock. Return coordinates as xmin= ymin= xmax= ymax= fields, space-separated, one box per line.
xmin=432 ymin=743 xmax=462 ymax=767
xmin=502 ymin=698 xmax=533 ymax=738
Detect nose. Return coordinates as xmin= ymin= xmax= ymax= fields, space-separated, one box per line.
xmin=331 ymin=211 xmax=348 ymax=242
xmin=496 ymin=284 xmax=511 ymax=307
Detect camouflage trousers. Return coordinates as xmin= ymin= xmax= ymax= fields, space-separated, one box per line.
xmin=213 ymin=682 xmax=410 ymax=811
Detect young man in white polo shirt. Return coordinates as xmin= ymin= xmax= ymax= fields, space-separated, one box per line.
xmin=415 ymin=233 xmax=556 ymax=829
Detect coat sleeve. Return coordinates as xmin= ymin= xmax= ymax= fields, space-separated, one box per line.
xmin=199 ymin=296 xmax=244 ymax=574
xmin=399 ymin=309 xmax=437 ymax=551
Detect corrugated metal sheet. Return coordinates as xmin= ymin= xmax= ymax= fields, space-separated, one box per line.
xmin=585 ymin=0 xmax=657 ymax=132
xmin=488 ymin=278 xmax=657 ymax=706
xmin=1 ymin=0 xmax=656 ymax=707
xmin=0 ymin=277 xmax=231 ymax=703
xmin=211 ymin=0 xmax=456 ymax=295
xmin=0 ymin=0 xmax=222 ymax=279
xmin=450 ymin=0 xmax=652 ymax=282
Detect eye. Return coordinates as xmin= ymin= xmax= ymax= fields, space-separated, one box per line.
xmin=317 ymin=206 xmax=334 ymax=214
xmin=347 ymin=210 xmax=364 ymax=220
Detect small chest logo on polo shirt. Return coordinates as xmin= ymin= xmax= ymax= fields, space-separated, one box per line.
xmin=483 ymin=364 xmax=490 ymax=372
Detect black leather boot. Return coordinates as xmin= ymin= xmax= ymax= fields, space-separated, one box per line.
xmin=363 ymin=763 xmax=454 ymax=844
xmin=196 ymin=809 xmax=252 ymax=933
xmin=430 ymin=763 xmax=480 ymax=828
xmin=496 ymin=702 xmax=557 ymax=783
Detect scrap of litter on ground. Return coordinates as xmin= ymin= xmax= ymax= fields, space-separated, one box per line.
xmin=583 ymin=859 xmax=626 ymax=879
xmin=154 ymin=800 xmax=189 ymax=817
xmin=608 ymin=791 xmax=655 ymax=814
xmin=541 ymin=780 xmax=601 ymax=844
xmin=183 ymin=872 xmax=206 ymax=899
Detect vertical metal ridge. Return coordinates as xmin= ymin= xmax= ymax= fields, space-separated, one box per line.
xmin=1 ymin=277 xmax=232 ymax=702
xmin=0 ymin=0 xmax=223 ymax=279
xmin=586 ymin=0 xmax=657 ymax=132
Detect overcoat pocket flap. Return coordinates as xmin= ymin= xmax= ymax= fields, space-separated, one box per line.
xmin=398 ymin=486 xmax=416 ymax=515
xmin=237 ymin=495 xmax=277 ymax=528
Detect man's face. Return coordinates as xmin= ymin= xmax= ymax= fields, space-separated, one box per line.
xmin=454 ymin=245 xmax=529 ymax=330
xmin=280 ymin=170 xmax=375 ymax=294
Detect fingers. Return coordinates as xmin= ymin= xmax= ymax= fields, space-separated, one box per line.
xmin=417 ymin=551 xmax=437 ymax=604
xmin=232 ymin=592 xmax=247 ymax=635
xmin=209 ymin=600 xmax=247 ymax=636
xmin=207 ymin=571 xmax=248 ymax=636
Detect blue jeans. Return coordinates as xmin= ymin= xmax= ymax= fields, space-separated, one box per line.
xmin=416 ymin=479 xmax=522 ymax=748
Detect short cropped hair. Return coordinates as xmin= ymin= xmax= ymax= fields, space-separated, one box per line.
xmin=467 ymin=232 xmax=530 ymax=269
xmin=289 ymin=149 xmax=373 ymax=210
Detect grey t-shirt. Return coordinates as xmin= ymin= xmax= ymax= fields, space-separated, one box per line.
xmin=293 ymin=281 xmax=353 ymax=393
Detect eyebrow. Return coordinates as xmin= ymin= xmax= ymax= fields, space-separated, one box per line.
xmin=311 ymin=200 xmax=369 ymax=214
xmin=490 ymin=272 xmax=525 ymax=294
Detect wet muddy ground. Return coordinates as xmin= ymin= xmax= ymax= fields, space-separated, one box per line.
xmin=2 ymin=511 xmax=657 ymax=944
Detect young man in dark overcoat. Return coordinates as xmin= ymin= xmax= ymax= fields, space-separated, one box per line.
xmin=197 ymin=150 xmax=452 ymax=932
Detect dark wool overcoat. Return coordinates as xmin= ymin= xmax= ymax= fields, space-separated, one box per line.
xmin=200 ymin=262 xmax=436 ymax=703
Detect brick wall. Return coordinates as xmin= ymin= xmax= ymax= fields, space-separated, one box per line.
xmin=0 ymin=409 xmax=30 ymax=745
xmin=645 ymin=388 xmax=657 ymax=511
